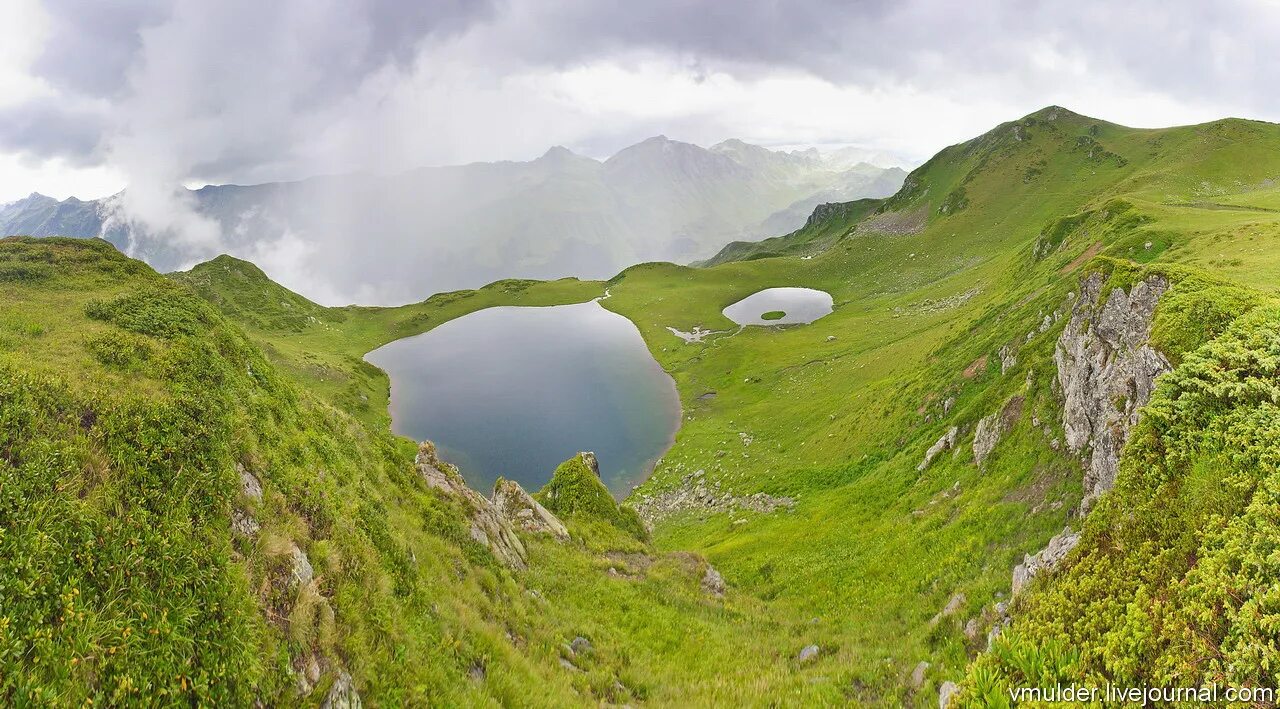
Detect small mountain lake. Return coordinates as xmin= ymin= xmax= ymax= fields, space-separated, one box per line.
xmin=723 ymin=287 xmax=833 ymax=326
xmin=365 ymin=301 xmax=680 ymax=496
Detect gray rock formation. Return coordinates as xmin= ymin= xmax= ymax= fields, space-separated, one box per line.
xmin=633 ymin=467 xmax=795 ymax=525
xmin=579 ymin=451 xmax=600 ymax=477
xmin=417 ymin=442 xmax=527 ymax=569
xmin=702 ymin=565 xmax=726 ymax=596
xmin=939 ymin=681 xmax=960 ymax=708
xmin=237 ymin=463 xmax=263 ymax=501
xmin=231 ymin=509 xmax=260 ymax=538
xmin=911 ymin=661 xmax=930 ymax=689
xmin=493 ymin=478 xmax=569 ymax=539
xmin=972 ymin=413 xmax=1002 ymax=468
xmin=1055 ymin=273 xmax=1170 ymax=505
xmin=918 ymin=426 xmax=959 ymax=471
xmin=798 ymin=644 xmax=820 ymax=663
xmin=999 ymin=344 xmax=1017 ymax=374
xmin=1011 ymin=527 xmax=1080 ymax=596
xmin=289 ymin=544 xmax=314 ymax=588
xmin=321 ymin=670 xmax=362 ymax=709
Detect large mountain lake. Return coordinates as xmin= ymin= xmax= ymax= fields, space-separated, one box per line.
xmin=365 ymin=301 xmax=680 ymax=496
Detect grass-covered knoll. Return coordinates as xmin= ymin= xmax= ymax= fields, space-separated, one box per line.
xmin=537 ymin=454 xmax=649 ymax=545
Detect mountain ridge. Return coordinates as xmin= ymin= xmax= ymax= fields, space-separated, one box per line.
xmin=0 ymin=137 xmax=905 ymax=305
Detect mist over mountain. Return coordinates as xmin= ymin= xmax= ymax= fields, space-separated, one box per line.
xmin=0 ymin=138 xmax=904 ymax=305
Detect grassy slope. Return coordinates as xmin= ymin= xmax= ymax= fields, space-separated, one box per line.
xmin=173 ymin=106 xmax=1280 ymax=704
xmin=13 ymin=105 xmax=1280 ymax=705
xmin=593 ymin=107 xmax=1280 ymax=703
xmin=0 ymin=238 xmax=834 ymax=706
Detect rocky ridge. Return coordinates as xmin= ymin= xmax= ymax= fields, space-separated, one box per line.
xmin=1055 ymin=272 xmax=1170 ymax=506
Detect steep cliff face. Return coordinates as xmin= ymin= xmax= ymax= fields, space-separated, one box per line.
xmin=1055 ymin=272 xmax=1170 ymax=506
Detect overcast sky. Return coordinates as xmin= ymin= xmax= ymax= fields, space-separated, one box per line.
xmin=1 ymin=0 xmax=1276 ymax=204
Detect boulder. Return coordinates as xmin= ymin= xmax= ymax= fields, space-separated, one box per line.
xmin=911 ymin=661 xmax=930 ymax=689
xmin=939 ymin=681 xmax=960 ymax=708
xmin=237 ymin=462 xmax=263 ymax=501
xmin=1012 ymin=527 xmax=1080 ymax=596
xmin=320 ymin=670 xmax=362 ymax=709
xmin=493 ymin=478 xmax=569 ymax=539
xmin=798 ymin=644 xmax=820 ymax=663
xmin=918 ymin=426 xmax=959 ymax=472
xmin=972 ymin=413 xmax=1001 ymax=468
xmin=289 ymin=543 xmax=314 ymax=588
xmin=701 ymin=565 xmax=726 ymax=596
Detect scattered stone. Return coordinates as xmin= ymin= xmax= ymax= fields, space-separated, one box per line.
xmin=798 ymin=645 xmax=820 ymax=663
xmin=911 ymin=661 xmax=930 ymax=689
xmin=964 ymin=618 xmax=981 ymax=642
xmin=942 ymin=396 xmax=956 ymax=414
xmin=826 ymin=335 xmax=837 ymax=342
xmin=569 ymin=636 xmax=593 ymax=656
xmin=289 ymin=544 xmax=314 ymax=588
xmin=1055 ymin=273 xmax=1169 ymax=506
xmin=998 ymin=345 xmax=1017 ymax=374
xmin=1012 ymin=527 xmax=1081 ymax=596
xmin=942 ymin=592 xmax=966 ymax=617
xmin=237 ymin=463 xmax=263 ymax=501
xmin=231 ymin=509 xmax=260 ymax=538
xmin=321 ymin=670 xmax=362 ymax=709
xmin=702 ymin=565 xmax=726 ymax=596
xmin=939 ymin=680 xmax=960 ymax=708
xmin=918 ymin=426 xmax=959 ymax=472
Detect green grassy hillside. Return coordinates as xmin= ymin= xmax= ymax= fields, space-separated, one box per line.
xmin=0 ymin=237 xmax=839 ymax=706
xmin=8 ymin=105 xmax=1280 ymax=705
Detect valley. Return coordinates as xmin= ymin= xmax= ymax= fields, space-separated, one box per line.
xmin=6 ymin=105 xmax=1280 ymax=706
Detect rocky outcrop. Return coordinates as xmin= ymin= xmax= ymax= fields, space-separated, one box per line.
xmin=416 ymin=442 xmax=527 ymax=569
xmin=238 ymin=462 xmax=263 ymax=500
xmin=918 ymin=426 xmax=958 ymax=471
xmin=972 ymin=396 xmax=1024 ymax=469
xmin=701 ymin=565 xmax=726 ymax=596
xmin=1055 ymin=272 xmax=1170 ymax=505
xmin=1011 ymin=527 xmax=1080 ymax=596
xmin=493 ymin=478 xmax=569 ymax=539
xmin=972 ymin=413 xmax=1002 ymax=468
xmin=998 ymin=344 xmax=1017 ymax=374
xmin=939 ymin=681 xmax=960 ymax=708
xmin=289 ymin=544 xmax=315 ymax=588
xmin=320 ymin=670 xmax=362 ymax=709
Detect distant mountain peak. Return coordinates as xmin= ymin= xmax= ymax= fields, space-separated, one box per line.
xmin=540 ymin=145 xmax=576 ymax=160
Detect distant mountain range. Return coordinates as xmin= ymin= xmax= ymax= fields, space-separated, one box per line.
xmin=0 ymin=138 xmax=904 ymax=304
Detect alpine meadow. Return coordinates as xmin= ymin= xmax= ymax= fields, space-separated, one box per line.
xmin=6 ymin=2 xmax=1280 ymax=707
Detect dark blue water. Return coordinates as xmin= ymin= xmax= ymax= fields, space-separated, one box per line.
xmin=365 ymin=301 xmax=680 ymax=495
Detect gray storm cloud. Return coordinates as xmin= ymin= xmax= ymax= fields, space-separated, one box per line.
xmin=3 ymin=0 xmax=1279 ymax=302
